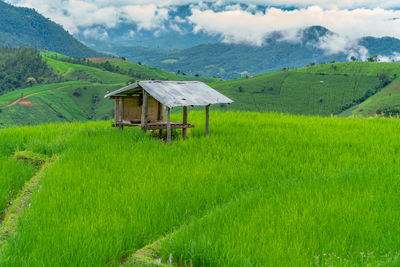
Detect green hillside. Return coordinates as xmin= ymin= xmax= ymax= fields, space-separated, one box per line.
xmin=211 ymin=62 xmax=397 ymax=116
xmin=340 ymin=80 xmax=400 ymax=117
xmin=0 ymin=53 xmax=219 ymax=128
xmin=1 ymin=112 xmax=400 ymax=265
xmin=0 ymin=1 xmax=101 ymax=58
xmin=43 ymin=57 xmax=132 ymax=84
xmin=2 ymin=58 xmax=400 ymax=128
xmin=0 ymin=47 xmax=60 ymax=94
xmin=109 ymin=60 xmax=218 ymax=83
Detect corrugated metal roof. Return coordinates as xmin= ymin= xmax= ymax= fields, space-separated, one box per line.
xmin=104 ymin=81 xmax=233 ymax=108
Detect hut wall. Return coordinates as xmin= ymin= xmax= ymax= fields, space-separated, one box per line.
xmin=115 ymin=96 xmax=161 ymax=122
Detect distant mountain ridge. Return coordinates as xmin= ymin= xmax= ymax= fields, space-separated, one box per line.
xmin=0 ymin=0 xmax=102 ymax=58
xmin=105 ymin=26 xmax=400 ymax=79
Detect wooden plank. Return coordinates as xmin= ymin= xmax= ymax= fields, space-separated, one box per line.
xmin=144 ymin=124 xmax=194 ymax=130
xmin=141 ymin=90 xmax=148 ymax=131
xmin=205 ymin=105 xmax=210 ymax=136
xmin=167 ymin=107 xmax=171 ymax=143
xmin=182 ymin=106 xmax=188 ymax=138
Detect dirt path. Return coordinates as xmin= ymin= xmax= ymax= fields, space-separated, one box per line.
xmin=1 ymin=85 xmax=69 ymax=109
xmin=62 ymin=67 xmax=72 ymax=77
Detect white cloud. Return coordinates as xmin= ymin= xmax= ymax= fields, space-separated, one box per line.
xmin=82 ymin=27 xmax=109 ymax=40
xmin=5 ymin=0 xmax=400 ymax=57
xmin=122 ymin=5 xmax=169 ymax=31
xmin=6 ymin=0 xmax=170 ymax=33
xmin=378 ymin=52 xmax=400 ymax=62
xmin=188 ymin=6 xmax=400 ymax=46
xmin=10 ymin=0 xmax=399 ymax=9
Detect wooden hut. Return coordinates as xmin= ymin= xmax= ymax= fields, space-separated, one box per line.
xmin=104 ymin=81 xmax=233 ymax=142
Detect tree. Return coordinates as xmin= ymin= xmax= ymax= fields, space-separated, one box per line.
xmin=368 ymin=56 xmax=378 ymax=62
xmin=350 ymin=56 xmax=357 ymax=62
xmin=26 ymin=77 xmax=36 ymax=87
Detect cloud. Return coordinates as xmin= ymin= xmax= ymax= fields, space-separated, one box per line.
xmin=10 ymin=0 xmax=400 ymax=10
xmin=378 ymin=52 xmax=400 ymax=62
xmin=7 ymin=0 xmax=170 ymax=34
xmin=82 ymin=27 xmax=109 ymax=40
xmin=121 ymin=5 xmax=169 ymax=31
xmin=5 ymin=0 xmax=400 ymax=58
xmin=188 ymin=6 xmax=400 ymax=46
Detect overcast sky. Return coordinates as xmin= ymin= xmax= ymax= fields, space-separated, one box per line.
xmin=6 ymin=0 xmax=400 ymax=48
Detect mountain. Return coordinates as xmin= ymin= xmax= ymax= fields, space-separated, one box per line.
xmin=101 ymin=26 xmax=400 ymax=79
xmin=101 ymin=26 xmax=385 ymax=79
xmin=0 ymin=0 xmax=101 ymax=58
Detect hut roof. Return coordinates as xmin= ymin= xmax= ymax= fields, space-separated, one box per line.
xmin=104 ymin=81 xmax=233 ymax=108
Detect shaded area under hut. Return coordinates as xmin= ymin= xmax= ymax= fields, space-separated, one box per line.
xmin=104 ymin=81 xmax=233 ymax=142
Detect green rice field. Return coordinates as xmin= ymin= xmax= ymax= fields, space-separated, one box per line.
xmin=1 ymin=111 xmax=400 ymax=266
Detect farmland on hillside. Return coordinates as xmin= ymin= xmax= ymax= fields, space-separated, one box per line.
xmin=212 ymin=62 xmax=398 ymax=116
xmin=0 ymin=53 xmax=218 ymax=128
xmin=0 ymin=82 xmax=120 ymax=127
xmin=1 ymin=60 xmax=400 ymax=129
xmin=340 ymin=80 xmax=400 ymax=117
xmin=1 ymin=112 xmax=400 ymax=265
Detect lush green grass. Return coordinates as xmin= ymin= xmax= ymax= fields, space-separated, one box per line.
xmin=297 ymin=62 xmax=400 ymax=77
xmin=0 ymin=157 xmax=36 ymax=217
xmin=1 ymin=112 xmax=400 ymax=266
xmin=211 ymin=70 xmax=381 ymax=115
xmin=43 ymin=57 xmax=131 ymax=84
xmin=0 ymin=83 xmax=120 ymax=127
xmin=340 ymin=80 xmax=400 ymax=117
xmin=110 ymin=60 xmax=219 ymax=83
xmin=0 ymin=81 xmax=90 ymax=107
xmin=2 ymin=60 xmax=400 ymax=129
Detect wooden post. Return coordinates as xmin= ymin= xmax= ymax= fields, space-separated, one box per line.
xmin=118 ymin=97 xmax=123 ymax=130
xmin=205 ymin=105 xmax=210 ymax=136
xmin=167 ymin=107 xmax=171 ymax=143
xmin=158 ymin=102 xmax=165 ymax=121
xmin=160 ymin=105 xmax=165 ymax=121
xmin=182 ymin=106 xmax=188 ymax=139
xmin=114 ymin=98 xmax=117 ymax=124
xmin=118 ymin=97 xmax=123 ymax=123
xmin=141 ymin=90 xmax=148 ymax=131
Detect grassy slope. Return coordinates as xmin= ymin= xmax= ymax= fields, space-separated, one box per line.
xmin=211 ymin=67 xmax=380 ymax=116
xmin=43 ymin=57 xmax=131 ymax=84
xmin=340 ymin=80 xmax=400 ymax=117
xmin=1 ymin=60 xmax=399 ymax=128
xmin=1 ymin=112 xmax=400 ymax=266
xmin=296 ymin=61 xmax=400 ymax=76
xmin=0 ymin=83 xmax=120 ymax=127
xmin=109 ymin=60 xmax=218 ymax=83
xmin=0 ymin=157 xmax=36 ymax=218
xmin=211 ymin=62 xmax=400 ymax=116
xmin=0 ymin=54 xmax=219 ymax=128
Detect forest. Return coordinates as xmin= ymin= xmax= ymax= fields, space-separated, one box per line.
xmin=0 ymin=47 xmax=59 ymax=95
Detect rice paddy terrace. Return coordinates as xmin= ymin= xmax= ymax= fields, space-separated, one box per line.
xmin=1 ymin=111 xmax=400 ymax=266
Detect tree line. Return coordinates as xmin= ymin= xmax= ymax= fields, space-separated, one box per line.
xmin=0 ymin=46 xmax=60 ymax=95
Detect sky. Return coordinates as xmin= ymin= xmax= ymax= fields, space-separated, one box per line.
xmin=6 ymin=0 xmax=400 ymax=54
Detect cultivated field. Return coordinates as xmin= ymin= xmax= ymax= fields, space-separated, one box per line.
xmin=1 ymin=111 xmax=400 ymax=266
xmin=212 ymin=62 xmax=399 ymax=116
